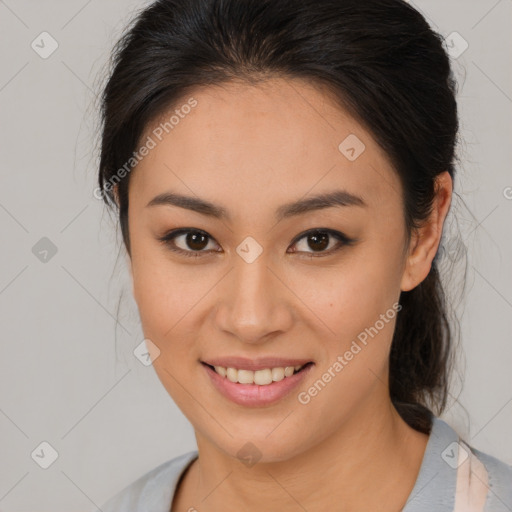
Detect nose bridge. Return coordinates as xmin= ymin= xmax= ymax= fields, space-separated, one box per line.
xmin=215 ymin=250 xmax=291 ymax=343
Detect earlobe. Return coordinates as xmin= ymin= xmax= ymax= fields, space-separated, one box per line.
xmin=400 ymin=171 xmax=453 ymax=293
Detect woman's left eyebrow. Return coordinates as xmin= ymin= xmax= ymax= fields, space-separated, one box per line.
xmin=146 ymin=189 xmax=367 ymax=221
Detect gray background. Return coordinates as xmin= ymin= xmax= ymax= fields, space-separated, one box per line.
xmin=0 ymin=0 xmax=511 ymax=510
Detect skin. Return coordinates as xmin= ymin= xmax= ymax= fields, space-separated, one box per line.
xmin=121 ymin=77 xmax=452 ymax=512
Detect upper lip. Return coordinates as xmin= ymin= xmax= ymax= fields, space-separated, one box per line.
xmin=201 ymin=357 xmax=313 ymax=371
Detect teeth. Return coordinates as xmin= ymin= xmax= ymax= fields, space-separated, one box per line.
xmin=212 ymin=364 xmax=306 ymax=385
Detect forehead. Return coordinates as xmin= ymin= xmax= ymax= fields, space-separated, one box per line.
xmin=131 ymin=77 xmax=402 ymax=217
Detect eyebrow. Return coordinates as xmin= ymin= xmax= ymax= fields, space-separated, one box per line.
xmin=146 ymin=189 xmax=367 ymax=221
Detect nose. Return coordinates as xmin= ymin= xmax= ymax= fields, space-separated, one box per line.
xmin=214 ymin=254 xmax=294 ymax=344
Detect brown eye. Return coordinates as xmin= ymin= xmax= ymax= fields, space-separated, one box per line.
xmin=289 ymin=229 xmax=355 ymax=257
xmin=157 ymin=228 xmax=221 ymax=258
xmin=183 ymin=232 xmax=209 ymax=251
xmin=305 ymin=232 xmax=329 ymax=251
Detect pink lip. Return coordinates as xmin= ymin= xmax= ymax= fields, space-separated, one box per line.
xmin=202 ymin=362 xmax=314 ymax=407
xmin=202 ymin=356 xmax=312 ymax=371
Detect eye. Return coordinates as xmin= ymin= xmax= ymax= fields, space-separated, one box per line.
xmin=157 ymin=228 xmax=221 ymax=258
xmin=288 ymin=229 xmax=355 ymax=257
xmin=157 ymin=227 xmax=356 ymax=259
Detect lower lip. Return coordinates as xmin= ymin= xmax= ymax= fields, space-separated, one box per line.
xmin=202 ymin=362 xmax=314 ymax=407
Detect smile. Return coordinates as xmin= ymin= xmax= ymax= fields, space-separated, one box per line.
xmin=201 ymin=361 xmax=314 ymax=407
xmin=207 ymin=363 xmax=309 ymax=385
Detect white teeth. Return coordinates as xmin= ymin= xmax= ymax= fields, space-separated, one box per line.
xmin=210 ymin=364 xmax=307 ymax=385
xmin=214 ymin=366 xmax=227 ymax=377
xmin=226 ymin=367 xmax=238 ymax=383
xmin=271 ymin=367 xmax=285 ymax=382
xmin=284 ymin=366 xmax=295 ymax=377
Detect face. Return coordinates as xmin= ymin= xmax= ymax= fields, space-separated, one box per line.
xmin=126 ymin=77 xmax=415 ymax=462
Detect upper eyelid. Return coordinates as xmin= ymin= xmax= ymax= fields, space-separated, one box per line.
xmin=162 ymin=228 xmax=350 ymax=252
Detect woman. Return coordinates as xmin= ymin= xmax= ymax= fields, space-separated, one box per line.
xmin=96 ymin=0 xmax=512 ymax=510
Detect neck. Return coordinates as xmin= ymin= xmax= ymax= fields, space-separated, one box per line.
xmin=174 ymin=395 xmax=429 ymax=512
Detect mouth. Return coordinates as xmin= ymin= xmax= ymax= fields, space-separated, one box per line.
xmin=201 ymin=361 xmax=314 ymax=385
xmin=200 ymin=360 xmax=315 ymax=407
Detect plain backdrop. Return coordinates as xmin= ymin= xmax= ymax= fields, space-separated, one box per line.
xmin=0 ymin=0 xmax=511 ymax=510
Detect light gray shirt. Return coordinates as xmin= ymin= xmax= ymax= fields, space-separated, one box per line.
xmin=100 ymin=417 xmax=512 ymax=511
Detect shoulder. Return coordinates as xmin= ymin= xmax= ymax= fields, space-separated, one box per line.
xmin=100 ymin=450 xmax=199 ymax=512
xmin=434 ymin=417 xmax=512 ymax=511
xmin=468 ymin=444 xmax=512 ymax=511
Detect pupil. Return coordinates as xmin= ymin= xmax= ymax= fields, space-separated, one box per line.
xmin=187 ymin=232 xmax=208 ymax=250
xmin=308 ymin=232 xmax=329 ymax=251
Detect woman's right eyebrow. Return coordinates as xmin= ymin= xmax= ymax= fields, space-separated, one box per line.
xmin=145 ymin=189 xmax=367 ymax=222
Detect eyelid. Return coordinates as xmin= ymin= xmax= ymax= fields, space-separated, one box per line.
xmin=158 ymin=227 xmax=355 ymax=258
xmin=157 ymin=228 xmax=221 ymax=258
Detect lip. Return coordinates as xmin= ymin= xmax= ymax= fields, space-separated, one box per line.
xmin=201 ymin=356 xmax=313 ymax=371
xmin=202 ymin=361 xmax=314 ymax=407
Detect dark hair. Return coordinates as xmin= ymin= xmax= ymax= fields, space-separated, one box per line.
xmin=98 ymin=0 xmax=462 ymax=434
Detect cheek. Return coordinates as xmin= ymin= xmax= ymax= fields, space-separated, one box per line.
xmin=293 ymin=252 xmax=401 ymax=335
xmin=132 ymin=262 xmax=204 ymax=341
xmin=293 ymin=246 xmax=403 ymax=384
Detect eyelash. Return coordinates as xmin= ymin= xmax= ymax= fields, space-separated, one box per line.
xmin=157 ymin=228 xmax=356 ymax=259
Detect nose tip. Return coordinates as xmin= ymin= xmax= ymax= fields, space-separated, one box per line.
xmin=214 ymin=259 xmax=293 ymax=344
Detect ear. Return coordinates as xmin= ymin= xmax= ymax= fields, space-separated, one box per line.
xmin=400 ymin=171 xmax=453 ymax=292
